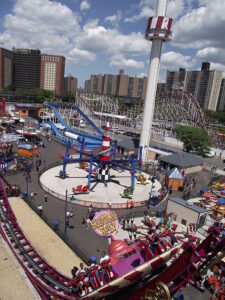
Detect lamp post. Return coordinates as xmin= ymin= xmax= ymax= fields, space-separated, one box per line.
xmin=64 ymin=189 xmax=68 ymax=241
xmin=23 ymin=161 xmax=32 ymax=196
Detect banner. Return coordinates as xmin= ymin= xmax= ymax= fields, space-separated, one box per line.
xmin=90 ymin=210 xmax=119 ymax=237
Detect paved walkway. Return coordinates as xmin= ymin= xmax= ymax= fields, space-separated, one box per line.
xmin=5 ymin=137 xmax=110 ymax=262
xmin=9 ymin=197 xmax=84 ymax=276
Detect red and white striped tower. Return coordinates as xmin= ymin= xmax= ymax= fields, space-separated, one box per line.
xmin=100 ymin=120 xmax=111 ymax=162
xmin=140 ymin=0 xmax=172 ymax=161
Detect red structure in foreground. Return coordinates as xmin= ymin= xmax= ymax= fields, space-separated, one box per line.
xmin=0 ymin=99 xmax=6 ymax=116
xmin=0 ymin=177 xmax=224 ymax=300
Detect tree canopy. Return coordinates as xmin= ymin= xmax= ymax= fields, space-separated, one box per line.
xmin=36 ymin=89 xmax=54 ymax=103
xmin=69 ymin=91 xmax=76 ymax=103
xmin=176 ymin=125 xmax=212 ymax=157
xmin=204 ymin=109 xmax=225 ymax=124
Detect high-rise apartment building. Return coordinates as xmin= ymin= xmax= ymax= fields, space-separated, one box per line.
xmin=85 ymin=69 xmax=147 ymax=100
xmin=116 ymin=69 xmax=129 ymax=97
xmin=84 ymin=79 xmax=91 ymax=93
xmin=89 ymin=74 xmax=103 ymax=94
xmin=217 ymin=79 xmax=225 ymax=111
xmin=0 ymin=48 xmax=13 ymax=90
xmin=102 ymin=74 xmax=117 ymax=96
xmin=40 ymin=54 xmax=65 ymax=95
xmin=64 ymin=75 xmax=77 ymax=93
xmin=13 ymin=48 xmax=41 ymax=89
xmin=166 ymin=62 xmax=223 ymax=111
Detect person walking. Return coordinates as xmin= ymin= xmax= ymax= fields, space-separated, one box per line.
xmin=37 ymin=204 xmax=43 ymax=216
xmin=44 ymin=193 xmax=48 ymax=202
xmin=30 ymin=191 xmax=35 ymax=201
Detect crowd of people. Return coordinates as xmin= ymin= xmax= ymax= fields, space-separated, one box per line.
xmin=198 ymin=260 xmax=225 ymax=300
xmin=71 ymin=251 xmax=115 ymax=297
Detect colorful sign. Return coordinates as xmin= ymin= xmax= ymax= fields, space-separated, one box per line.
xmin=90 ymin=210 xmax=119 ymax=237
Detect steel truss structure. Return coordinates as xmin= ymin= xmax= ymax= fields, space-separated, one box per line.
xmin=73 ymin=90 xmax=222 ymax=147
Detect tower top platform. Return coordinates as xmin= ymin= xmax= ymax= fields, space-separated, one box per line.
xmin=145 ymin=16 xmax=173 ymax=41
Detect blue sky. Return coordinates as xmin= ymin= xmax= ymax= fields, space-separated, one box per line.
xmin=0 ymin=0 xmax=225 ymax=87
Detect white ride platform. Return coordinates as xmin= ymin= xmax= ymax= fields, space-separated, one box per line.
xmin=40 ymin=163 xmax=161 ymax=208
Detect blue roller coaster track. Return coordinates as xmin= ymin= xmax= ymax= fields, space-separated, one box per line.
xmin=44 ymin=103 xmax=103 ymax=150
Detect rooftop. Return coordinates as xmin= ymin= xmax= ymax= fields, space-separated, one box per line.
xmin=118 ymin=138 xmax=139 ymax=150
xmin=159 ymin=151 xmax=203 ymax=168
xmin=169 ymin=197 xmax=207 ymax=214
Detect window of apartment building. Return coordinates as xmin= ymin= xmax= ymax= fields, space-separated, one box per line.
xmin=138 ymin=79 xmax=144 ymax=97
xmin=128 ymin=77 xmax=134 ymax=97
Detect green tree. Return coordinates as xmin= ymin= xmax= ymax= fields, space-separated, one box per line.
xmin=204 ymin=109 xmax=225 ymax=124
xmin=36 ymin=89 xmax=54 ymax=103
xmin=69 ymin=91 xmax=76 ymax=103
xmin=176 ymin=125 xmax=212 ymax=157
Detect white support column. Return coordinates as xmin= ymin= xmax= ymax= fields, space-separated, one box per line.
xmin=140 ymin=0 xmax=169 ymax=161
xmin=140 ymin=39 xmax=163 ymax=157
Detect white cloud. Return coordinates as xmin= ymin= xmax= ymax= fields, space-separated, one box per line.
xmin=210 ymin=63 xmax=225 ymax=75
xmin=68 ymin=48 xmax=96 ymax=64
xmin=80 ymin=0 xmax=90 ymax=11
xmin=1 ymin=0 xmax=79 ymax=54
xmin=76 ymin=19 xmax=149 ymax=56
xmin=105 ymin=11 xmax=122 ymax=27
xmin=125 ymin=0 xmax=186 ymax=23
xmin=196 ymin=47 xmax=225 ymax=66
xmin=161 ymin=51 xmax=195 ymax=70
xmin=110 ymin=54 xmax=144 ymax=69
xmin=137 ymin=72 xmax=148 ymax=78
xmin=0 ymin=0 xmax=149 ymax=68
xmin=173 ymin=0 xmax=225 ymax=49
xmin=125 ymin=6 xmax=154 ymax=23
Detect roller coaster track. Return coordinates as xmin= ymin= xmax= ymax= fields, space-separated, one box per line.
xmin=43 ymin=103 xmax=103 ymax=150
xmin=0 ymin=177 xmax=224 ymax=300
xmin=0 ymin=179 xmax=76 ymax=300
xmin=46 ymin=102 xmax=103 ymax=136
xmin=75 ymin=91 xmax=223 ymax=147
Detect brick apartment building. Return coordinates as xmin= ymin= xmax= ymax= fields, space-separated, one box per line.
xmin=40 ymin=54 xmax=65 ymax=95
xmin=85 ymin=69 xmax=148 ymax=100
xmin=13 ymin=48 xmax=41 ymax=90
xmin=166 ymin=62 xmax=223 ymax=111
xmin=64 ymin=75 xmax=78 ymax=93
xmin=0 ymin=48 xmax=13 ymax=90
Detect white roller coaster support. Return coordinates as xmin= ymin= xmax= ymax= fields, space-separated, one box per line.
xmin=140 ymin=0 xmax=170 ymax=161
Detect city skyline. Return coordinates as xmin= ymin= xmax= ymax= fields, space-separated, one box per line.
xmin=0 ymin=0 xmax=225 ymax=87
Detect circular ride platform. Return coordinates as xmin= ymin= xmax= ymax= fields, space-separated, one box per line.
xmin=40 ymin=163 xmax=161 ymax=208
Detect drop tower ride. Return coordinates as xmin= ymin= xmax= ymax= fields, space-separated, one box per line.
xmin=140 ymin=0 xmax=173 ymax=161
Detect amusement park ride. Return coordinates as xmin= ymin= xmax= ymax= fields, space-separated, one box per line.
xmin=0 ymin=1 xmax=224 ymax=300
xmin=0 ymin=177 xmax=224 ymax=300
xmin=60 ymin=120 xmax=143 ymax=195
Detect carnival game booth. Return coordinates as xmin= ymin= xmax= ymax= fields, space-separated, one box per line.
xmin=17 ymin=144 xmax=35 ymax=158
xmin=166 ymin=197 xmax=207 ymax=229
xmin=165 ymin=167 xmax=184 ymax=191
xmin=211 ymin=198 xmax=225 ymax=218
